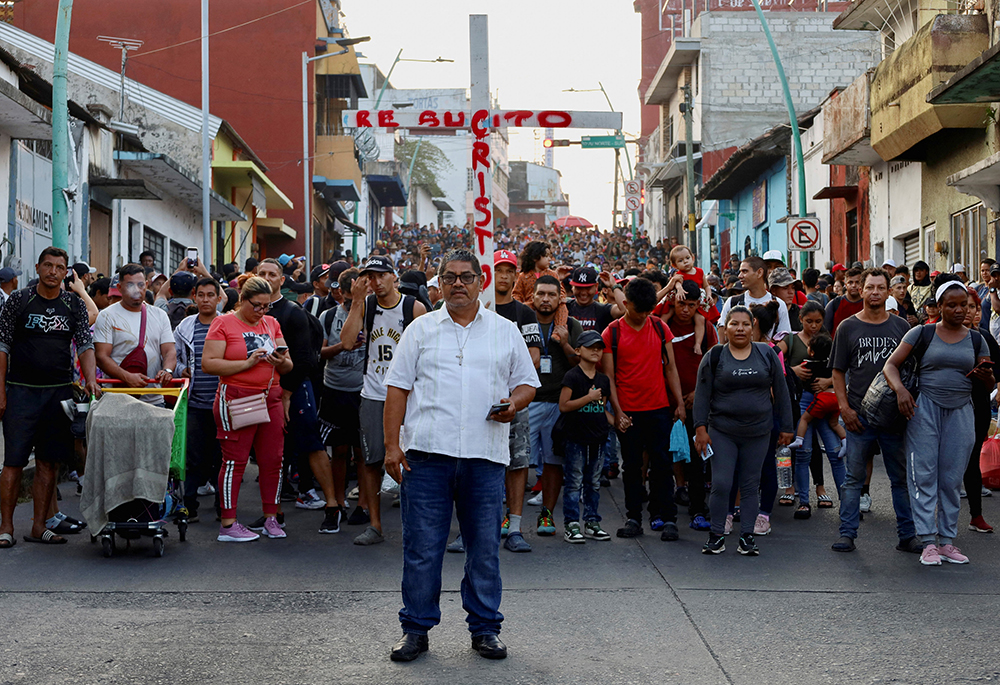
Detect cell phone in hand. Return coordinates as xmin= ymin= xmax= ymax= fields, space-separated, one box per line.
xmin=702 ymin=444 xmax=714 ymax=461
xmin=487 ymin=401 xmax=510 ymax=419
xmin=274 ymin=346 xmax=289 ymax=355
xmin=967 ymin=359 xmax=995 ymax=377
xmin=186 ymin=246 xmax=198 ymax=268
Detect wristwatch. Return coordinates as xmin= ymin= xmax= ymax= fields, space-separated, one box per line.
xmin=612 ymin=284 xmax=623 ymax=291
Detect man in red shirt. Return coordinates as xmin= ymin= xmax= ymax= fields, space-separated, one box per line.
xmin=603 ymin=277 xmax=686 ymax=541
xmin=825 ymin=266 xmax=864 ymax=336
xmin=663 ymin=281 xmax=717 ymax=531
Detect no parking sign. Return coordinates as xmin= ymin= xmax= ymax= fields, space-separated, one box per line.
xmin=788 ymin=217 xmax=821 ymax=252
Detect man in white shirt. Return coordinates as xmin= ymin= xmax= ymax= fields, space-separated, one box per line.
xmin=383 ymin=249 xmax=538 ymax=663
xmin=717 ymin=256 xmax=791 ymax=341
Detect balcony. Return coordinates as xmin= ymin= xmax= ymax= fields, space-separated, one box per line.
xmin=822 ymin=70 xmax=883 ymax=166
xmin=869 ymin=14 xmax=989 ymax=161
xmin=644 ymin=37 xmax=701 ymax=106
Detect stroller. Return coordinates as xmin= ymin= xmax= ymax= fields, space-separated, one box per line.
xmin=82 ymin=379 xmax=190 ymax=558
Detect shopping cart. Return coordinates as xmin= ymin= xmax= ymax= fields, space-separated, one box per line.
xmin=89 ymin=379 xmax=189 ymax=558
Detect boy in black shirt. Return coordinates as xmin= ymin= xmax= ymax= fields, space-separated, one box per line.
xmin=558 ymin=330 xmax=614 ymax=543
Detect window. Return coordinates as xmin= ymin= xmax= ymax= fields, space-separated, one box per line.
xmin=169 ymin=240 xmax=185 ymax=273
xmin=924 ymin=224 xmax=936 ymax=263
xmin=665 ymin=115 xmax=674 ymax=152
xmin=951 ymin=204 xmax=987 ymax=270
xmin=846 ymin=209 xmax=859 ymax=265
xmin=143 ymin=228 xmax=165 ymax=272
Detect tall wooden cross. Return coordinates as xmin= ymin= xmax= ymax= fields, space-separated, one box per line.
xmin=343 ymin=15 xmax=622 ymax=306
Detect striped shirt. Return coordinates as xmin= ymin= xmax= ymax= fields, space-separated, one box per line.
xmin=385 ymin=303 xmax=540 ymax=465
xmin=189 ymin=321 xmax=219 ymax=409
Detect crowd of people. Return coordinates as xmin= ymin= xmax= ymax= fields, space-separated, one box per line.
xmin=1 ymin=223 xmax=998 ymax=658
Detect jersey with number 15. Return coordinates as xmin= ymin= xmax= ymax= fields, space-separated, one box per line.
xmin=361 ymin=295 xmax=406 ymax=402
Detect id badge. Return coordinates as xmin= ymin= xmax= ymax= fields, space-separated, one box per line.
xmin=540 ymin=356 xmax=552 ymax=374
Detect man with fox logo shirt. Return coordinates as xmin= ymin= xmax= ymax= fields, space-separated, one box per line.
xmin=0 ymin=247 xmax=99 ymax=547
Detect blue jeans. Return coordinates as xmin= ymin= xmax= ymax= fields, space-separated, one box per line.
xmin=793 ymin=392 xmax=847 ymax=505
xmin=839 ymin=418 xmax=915 ymax=542
xmin=399 ymin=451 xmax=505 ymax=637
xmin=601 ymin=430 xmax=619 ymax=471
xmin=563 ymin=440 xmax=603 ymax=525
xmin=529 ymin=401 xmax=562 ymax=478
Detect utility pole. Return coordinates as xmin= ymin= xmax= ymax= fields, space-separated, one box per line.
xmin=201 ymin=0 xmax=212 ymax=265
xmin=51 ymin=0 xmax=73 ymax=251
xmin=682 ymin=77 xmax=696 ymax=238
xmin=612 ymin=148 xmax=620 ymax=233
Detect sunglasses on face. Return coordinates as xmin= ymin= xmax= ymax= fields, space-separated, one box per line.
xmin=440 ymin=272 xmax=478 ymax=285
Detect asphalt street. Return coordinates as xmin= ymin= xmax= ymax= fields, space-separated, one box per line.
xmin=2 ymin=457 xmax=1000 ymax=685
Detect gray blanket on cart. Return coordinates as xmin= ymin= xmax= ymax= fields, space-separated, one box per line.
xmin=81 ymin=392 xmax=175 ymax=533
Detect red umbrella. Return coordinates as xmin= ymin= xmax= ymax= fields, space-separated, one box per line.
xmin=553 ymin=215 xmax=593 ymax=229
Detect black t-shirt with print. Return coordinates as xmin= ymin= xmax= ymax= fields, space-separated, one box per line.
xmin=561 ymin=365 xmax=612 ymax=445
xmin=567 ymin=299 xmax=614 ymax=333
xmin=0 ymin=288 xmax=93 ymax=386
xmin=496 ymin=300 xmax=543 ymax=349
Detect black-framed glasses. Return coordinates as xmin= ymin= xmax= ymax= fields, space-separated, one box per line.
xmin=440 ymin=272 xmax=478 ymax=285
xmin=249 ymin=301 xmax=273 ymax=313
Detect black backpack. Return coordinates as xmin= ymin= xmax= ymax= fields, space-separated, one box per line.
xmin=362 ymin=293 xmax=416 ymax=374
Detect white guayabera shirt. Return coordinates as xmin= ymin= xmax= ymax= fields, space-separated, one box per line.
xmin=385 ymin=303 xmax=540 ymax=466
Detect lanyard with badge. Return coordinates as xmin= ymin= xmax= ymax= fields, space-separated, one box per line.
xmin=540 ymin=322 xmax=553 ymax=374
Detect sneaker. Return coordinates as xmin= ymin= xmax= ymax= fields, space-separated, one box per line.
xmin=960 ymin=489 xmax=968 ymax=499
xmin=67 ymin=470 xmax=80 ymax=483
xmin=983 ymin=486 xmax=993 ymax=498
xmin=920 ymin=543 xmax=942 ymax=566
xmin=536 ymin=508 xmax=556 ymax=536
xmin=787 ymin=436 xmax=804 ymax=449
xmin=753 ymin=514 xmax=771 ymax=536
xmin=583 ymin=521 xmax=611 ymax=540
xmin=530 ymin=480 xmax=543 ymax=493
xmin=353 ymin=526 xmax=385 ymax=546
xmin=197 ymin=482 xmax=217 ymax=496
xmin=616 ymin=519 xmax=643 ymax=538
xmin=500 ymin=511 xmax=510 ymax=538
xmin=504 ymin=532 xmax=532 ymax=552
xmin=689 ymin=515 xmax=711 ymax=531
xmin=346 ymin=507 xmax=370 ymax=526
xmin=702 ymin=533 xmax=725 ymax=554
xmin=969 ymin=515 xmax=994 ymax=533
xmin=674 ymin=486 xmax=690 ymax=507
xmin=896 ymin=537 xmax=924 ymax=554
xmin=446 ymin=534 xmax=465 ymax=553
xmin=247 ymin=513 xmax=285 ymax=531
xmin=607 ymin=462 xmax=620 ymax=479
xmin=649 ymin=517 xmax=665 ymax=532
xmin=218 ymin=521 xmax=259 ymax=543
xmin=296 ymin=489 xmax=326 ymax=510
xmin=527 ymin=492 xmax=544 ymax=507
xmin=660 ymin=522 xmax=679 ymax=542
xmin=600 ymin=476 xmax=611 ymax=487
xmin=347 ymin=486 xmax=360 ymax=500
xmin=938 ymin=544 xmax=969 ymax=564
xmin=262 ymin=516 xmax=286 ymax=539
xmin=723 ymin=514 xmax=734 ymax=536
xmin=738 ymin=533 xmax=759 ymax=556
xmin=564 ymin=522 xmax=585 ymax=544
xmin=859 ymin=493 xmax=872 ymax=513
xmin=319 ymin=507 xmax=342 ymax=534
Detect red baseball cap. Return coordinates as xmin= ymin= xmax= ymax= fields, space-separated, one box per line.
xmin=831 ymin=263 xmax=847 ymax=272
xmin=494 ymin=250 xmax=517 ymax=268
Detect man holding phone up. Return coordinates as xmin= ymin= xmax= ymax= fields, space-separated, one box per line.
xmin=383 ymin=249 xmax=538 ymax=663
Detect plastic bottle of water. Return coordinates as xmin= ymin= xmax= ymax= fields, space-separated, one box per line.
xmin=776 ymin=446 xmax=793 ymax=489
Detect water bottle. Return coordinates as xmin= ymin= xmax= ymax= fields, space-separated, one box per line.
xmin=776 ymin=446 xmax=793 ymax=489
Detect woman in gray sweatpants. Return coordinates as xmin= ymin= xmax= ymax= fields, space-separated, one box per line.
xmin=693 ymin=306 xmax=794 ymax=556
xmin=884 ymin=280 xmax=992 ymax=566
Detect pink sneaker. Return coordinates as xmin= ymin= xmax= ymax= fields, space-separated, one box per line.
xmin=262 ymin=516 xmax=287 ymax=539
xmin=754 ymin=514 xmax=771 ymax=536
xmin=938 ymin=544 xmax=969 ymax=564
xmin=218 ymin=521 xmax=260 ymax=543
xmin=919 ymin=543 xmax=942 ymax=566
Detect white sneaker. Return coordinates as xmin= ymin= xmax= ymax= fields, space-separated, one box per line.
xmin=983 ymin=486 xmax=993 ymax=498
xmin=960 ymin=489 xmax=968 ymax=499
xmin=527 ymin=492 xmax=543 ymax=507
xmin=197 ymin=482 xmax=217 ymax=496
xmin=859 ymin=493 xmax=872 ymax=513
xmin=295 ymin=488 xmax=327 ymax=510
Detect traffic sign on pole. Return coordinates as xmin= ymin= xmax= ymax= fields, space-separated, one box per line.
xmin=788 ymin=217 xmax=821 ymax=252
xmin=624 ymin=179 xmax=640 ymax=216
xmin=624 ymin=180 xmax=640 ymax=196
xmin=581 ymin=134 xmax=625 ymax=149
xmin=624 ymin=196 xmax=640 ymax=212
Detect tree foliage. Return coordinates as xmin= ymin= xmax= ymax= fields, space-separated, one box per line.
xmin=395 ymin=138 xmax=453 ymax=198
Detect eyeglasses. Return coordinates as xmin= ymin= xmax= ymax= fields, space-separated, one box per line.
xmin=249 ymin=301 xmax=273 ymax=312
xmin=440 ymin=272 xmax=478 ymax=285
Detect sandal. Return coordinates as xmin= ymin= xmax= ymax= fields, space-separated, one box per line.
xmin=23 ymin=530 xmax=67 ymax=545
xmin=778 ymin=493 xmax=795 ymax=506
xmin=794 ymin=504 xmax=812 ymax=520
xmin=0 ymin=532 xmax=14 ymax=549
xmin=817 ymin=494 xmax=834 ymax=508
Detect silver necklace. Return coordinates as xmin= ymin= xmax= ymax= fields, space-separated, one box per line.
xmin=453 ymin=320 xmax=474 ymax=365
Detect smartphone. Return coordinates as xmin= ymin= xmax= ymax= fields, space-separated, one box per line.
xmin=274 ymin=346 xmax=289 ymax=355
xmin=487 ymin=401 xmax=511 ymax=418
xmin=186 ymin=246 xmax=199 ymax=268
xmin=702 ymin=444 xmax=714 ymax=461
xmin=967 ymin=359 xmax=995 ymax=377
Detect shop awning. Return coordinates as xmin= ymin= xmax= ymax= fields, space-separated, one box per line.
xmin=927 ymin=41 xmax=1000 ymax=104
xmin=367 ymin=174 xmax=407 ymax=207
xmin=113 ymin=151 xmax=246 ymax=221
xmin=331 ymin=198 xmax=366 ymax=235
xmin=214 ymin=160 xmax=293 ymax=211
xmin=313 ymin=175 xmax=361 ymax=203
xmin=432 ymin=199 xmax=454 ymax=212
xmin=257 ymin=217 xmax=297 ymax=239
xmin=813 ymin=185 xmax=858 ymax=200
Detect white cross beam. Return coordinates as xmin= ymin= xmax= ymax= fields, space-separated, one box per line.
xmin=346 ymin=15 xmax=622 ymax=306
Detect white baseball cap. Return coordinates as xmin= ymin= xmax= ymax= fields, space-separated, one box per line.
xmin=762 ymin=250 xmax=783 ymax=263
xmin=885 ymin=295 xmax=899 ymax=312
xmin=952 ymin=263 xmax=966 ymax=273
xmin=882 ymin=259 xmax=897 ymax=268
xmin=427 ymin=276 xmax=440 ymax=289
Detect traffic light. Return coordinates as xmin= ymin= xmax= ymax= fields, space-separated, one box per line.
xmin=640 ymin=186 xmax=646 ymax=205
xmin=543 ymin=138 xmax=571 ymax=148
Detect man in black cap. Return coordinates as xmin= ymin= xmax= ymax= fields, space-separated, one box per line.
xmin=71 ymin=262 xmax=97 ymax=289
xmin=0 ymin=267 xmax=21 ymax=309
xmin=155 ymin=270 xmax=201 ymax=330
xmin=304 ymin=264 xmax=335 ymax=318
xmin=566 ymin=266 xmax=626 ymax=333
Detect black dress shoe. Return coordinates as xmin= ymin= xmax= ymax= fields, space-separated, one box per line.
xmin=471 ymin=634 xmax=507 ymax=659
xmin=390 ymin=633 xmax=428 ymax=662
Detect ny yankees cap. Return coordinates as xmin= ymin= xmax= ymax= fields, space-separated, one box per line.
xmin=570 ymin=266 xmax=598 ymax=288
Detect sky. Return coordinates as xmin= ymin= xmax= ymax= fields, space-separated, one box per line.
xmin=343 ymin=0 xmax=643 ymax=231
